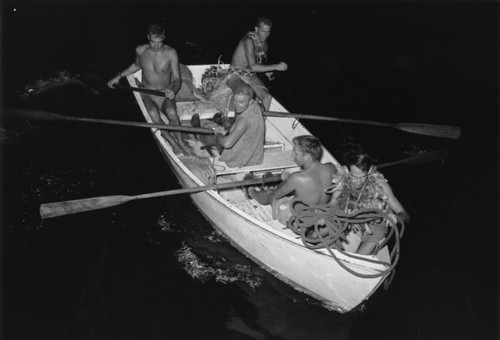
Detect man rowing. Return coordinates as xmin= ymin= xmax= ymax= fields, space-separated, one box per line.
xmin=226 ymin=16 xmax=288 ymax=111
xmin=107 ymin=22 xmax=193 ymax=156
xmin=247 ymin=135 xmax=338 ymax=225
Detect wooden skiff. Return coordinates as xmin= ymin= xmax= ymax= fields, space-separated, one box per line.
xmin=126 ymin=64 xmax=393 ymax=313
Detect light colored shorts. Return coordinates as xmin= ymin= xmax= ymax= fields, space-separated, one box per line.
xmin=271 ymin=196 xmax=294 ymax=225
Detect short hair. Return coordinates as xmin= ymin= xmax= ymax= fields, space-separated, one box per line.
xmin=341 ymin=143 xmax=377 ymax=172
xmin=148 ymin=23 xmax=166 ymax=37
xmin=256 ymin=16 xmax=273 ymax=28
xmin=234 ymin=83 xmax=254 ymax=99
xmin=292 ymin=135 xmax=323 ymax=161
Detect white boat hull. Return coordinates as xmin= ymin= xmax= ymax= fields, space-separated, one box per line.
xmin=127 ymin=65 xmax=391 ymax=313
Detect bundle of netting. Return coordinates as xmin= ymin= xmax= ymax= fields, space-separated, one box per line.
xmin=199 ymin=65 xmax=233 ymax=114
xmin=180 ymin=156 xmax=217 ymax=185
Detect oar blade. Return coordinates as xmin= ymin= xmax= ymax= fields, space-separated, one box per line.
xmin=79 ymin=72 xmax=111 ymax=93
xmin=377 ymin=148 xmax=449 ymax=168
xmin=404 ymin=148 xmax=449 ymax=165
xmin=396 ymin=123 xmax=461 ymax=140
xmin=40 ymin=195 xmax=133 ymax=219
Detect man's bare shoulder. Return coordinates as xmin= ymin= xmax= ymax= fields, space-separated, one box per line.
xmin=242 ymin=36 xmax=254 ymax=48
xmin=323 ymin=162 xmax=338 ymax=174
xmin=287 ymin=170 xmax=308 ymax=184
xmin=136 ymin=44 xmax=149 ymax=54
xmin=231 ymin=114 xmax=250 ymax=132
xmin=162 ymin=44 xmax=177 ymax=53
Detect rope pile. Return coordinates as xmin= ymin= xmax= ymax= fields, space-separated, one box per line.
xmin=287 ymin=199 xmax=404 ymax=279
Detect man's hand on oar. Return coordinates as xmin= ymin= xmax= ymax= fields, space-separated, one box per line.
xmin=79 ymin=72 xmax=175 ymax=98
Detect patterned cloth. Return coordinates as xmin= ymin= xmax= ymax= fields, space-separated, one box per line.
xmin=333 ymin=169 xmax=393 ymax=244
xmin=246 ymin=31 xmax=268 ymax=64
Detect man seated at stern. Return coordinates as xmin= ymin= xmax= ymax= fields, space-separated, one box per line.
xmin=213 ymin=84 xmax=265 ymax=168
xmin=246 ymin=135 xmax=337 ymax=225
xmin=326 ymin=145 xmax=410 ymax=255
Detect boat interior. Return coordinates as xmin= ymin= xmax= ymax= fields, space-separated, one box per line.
xmin=175 ymin=99 xmax=303 ymax=238
xmin=130 ymin=66 xmax=392 ymax=261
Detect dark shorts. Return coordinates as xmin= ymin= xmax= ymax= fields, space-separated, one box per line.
xmin=227 ymin=69 xmax=268 ymax=91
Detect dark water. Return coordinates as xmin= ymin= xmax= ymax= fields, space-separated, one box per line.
xmin=1 ymin=1 xmax=498 ymax=339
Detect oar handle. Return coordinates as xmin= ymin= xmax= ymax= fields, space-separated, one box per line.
xmin=133 ymin=174 xmax=282 ymax=200
xmin=113 ymin=84 xmax=166 ymax=97
xmin=69 ymin=116 xmax=215 ymax=134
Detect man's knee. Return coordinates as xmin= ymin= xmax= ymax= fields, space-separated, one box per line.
xmin=164 ymin=106 xmax=180 ymax=123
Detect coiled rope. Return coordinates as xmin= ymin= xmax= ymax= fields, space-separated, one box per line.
xmin=287 ymin=199 xmax=404 ymax=279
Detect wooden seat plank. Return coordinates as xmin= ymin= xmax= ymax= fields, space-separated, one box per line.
xmin=214 ymin=150 xmax=297 ymax=175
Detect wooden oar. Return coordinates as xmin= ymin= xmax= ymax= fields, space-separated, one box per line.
xmin=79 ymin=73 xmax=171 ymax=97
xmin=40 ymin=175 xmax=282 ymax=219
xmin=39 ymin=149 xmax=448 ymax=219
xmin=113 ymin=84 xmax=166 ymax=97
xmin=6 ymin=108 xmax=215 ymax=134
xmin=377 ymin=148 xmax=449 ymax=168
xmin=264 ymin=111 xmax=461 ymax=140
xmin=82 ymin=73 xmax=460 ymax=139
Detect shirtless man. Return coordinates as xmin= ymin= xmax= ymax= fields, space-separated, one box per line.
xmin=107 ymin=23 xmax=193 ymax=155
xmin=248 ymin=135 xmax=337 ymax=225
xmin=226 ymin=16 xmax=288 ymax=110
xmin=213 ymin=84 xmax=265 ymax=168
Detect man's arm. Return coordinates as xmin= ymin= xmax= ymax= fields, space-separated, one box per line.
xmin=249 ymin=173 xmax=298 ymax=205
xmin=107 ymin=47 xmax=143 ymax=88
xmin=268 ymin=174 xmax=298 ymax=201
xmin=215 ymin=118 xmax=248 ymax=149
xmin=168 ymin=48 xmax=182 ymax=94
xmin=243 ymin=38 xmax=287 ymax=73
xmin=380 ymin=181 xmax=411 ymax=223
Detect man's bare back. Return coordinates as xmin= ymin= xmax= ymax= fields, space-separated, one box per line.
xmin=248 ymin=135 xmax=337 ymax=206
xmin=288 ymin=162 xmax=337 ymax=206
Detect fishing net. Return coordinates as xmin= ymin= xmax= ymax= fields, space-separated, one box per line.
xmin=199 ymin=65 xmax=233 ymax=115
xmin=180 ymin=156 xmax=217 ymax=185
xmin=175 ymin=64 xmax=203 ymax=102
